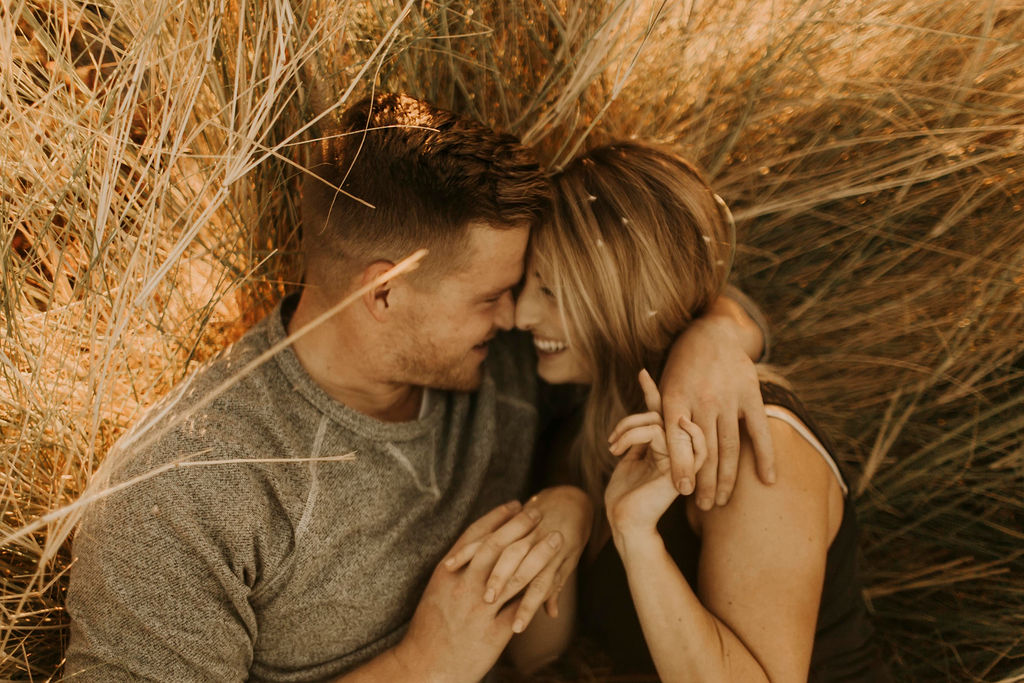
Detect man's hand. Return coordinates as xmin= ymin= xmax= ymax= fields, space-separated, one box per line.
xmin=398 ymin=501 xmax=563 ymax=682
xmin=443 ymin=488 xmax=591 ymax=631
xmin=519 ymin=486 xmax=591 ymax=620
xmin=660 ymin=311 xmax=775 ymax=510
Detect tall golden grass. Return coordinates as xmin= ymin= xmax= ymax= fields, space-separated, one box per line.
xmin=1 ymin=0 xmax=1021 ymax=680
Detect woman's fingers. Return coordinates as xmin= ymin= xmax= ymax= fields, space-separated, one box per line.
xmin=678 ymin=418 xmax=708 ymax=470
xmin=543 ymin=560 xmax=571 ymax=618
xmin=638 ymin=368 xmax=663 ymax=413
xmin=665 ymin=416 xmax=696 ymax=494
xmin=608 ymin=411 xmax=663 ymax=444
xmin=683 ymin=417 xmax=719 ymax=509
xmin=609 ymin=424 xmax=668 ymax=458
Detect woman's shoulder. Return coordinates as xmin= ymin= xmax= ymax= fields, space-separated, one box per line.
xmin=688 ymin=405 xmax=845 ymax=542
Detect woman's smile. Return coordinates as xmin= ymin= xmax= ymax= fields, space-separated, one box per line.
xmin=532 ymin=336 xmax=568 ymax=355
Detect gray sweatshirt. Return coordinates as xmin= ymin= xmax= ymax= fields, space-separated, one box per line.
xmin=64 ymin=296 xmax=539 ymax=681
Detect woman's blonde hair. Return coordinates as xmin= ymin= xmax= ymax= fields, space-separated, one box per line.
xmin=533 ymin=141 xmax=733 ymax=511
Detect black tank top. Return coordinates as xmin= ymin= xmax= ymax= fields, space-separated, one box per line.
xmin=576 ymin=383 xmax=890 ymax=682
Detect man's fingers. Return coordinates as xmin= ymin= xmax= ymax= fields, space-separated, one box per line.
xmin=467 ymin=506 xmax=543 ymax=579
xmin=449 ymin=500 xmax=521 ymax=556
xmin=512 ymin=569 xmax=556 ymax=633
xmin=495 ymin=596 xmax=523 ymax=633
xmin=744 ymin=402 xmax=777 ymax=485
xmin=495 ymin=531 xmax=562 ymax=609
xmin=608 ymin=411 xmax=663 ymax=444
xmin=665 ymin=417 xmax=696 ymax=495
xmin=500 ymin=533 xmax=563 ymax=633
xmin=638 ymin=369 xmax=663 ymax=413
xmin=693 ymin=435 xmax=718 ymax=511
xmin=714 ymin=415 xmax=741 ymax=506
xmin=482 ymin=538 xmax=533 ymax=603
xmin=443 ymin=540 xmax=481 ymax=571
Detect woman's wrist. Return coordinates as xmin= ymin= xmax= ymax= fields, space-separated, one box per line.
xmin=610 ymin=522 xmax=665 ymax=561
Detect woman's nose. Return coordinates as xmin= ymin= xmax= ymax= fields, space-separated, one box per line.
xmin=514 ymin=285 xmax=540 ymax=330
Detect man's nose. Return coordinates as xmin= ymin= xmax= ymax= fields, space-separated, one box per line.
xmin=495 ymin=290 xmax=515 ymax=331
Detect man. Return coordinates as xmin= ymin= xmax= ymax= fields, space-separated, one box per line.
xmin=65 ymin=93 xmax=770 ymax=681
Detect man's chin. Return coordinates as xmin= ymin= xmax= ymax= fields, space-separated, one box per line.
xmin=434 ymin=369 xmax=484 ymax=392
xmin=426 ymin=361 xmax=485 ymax=393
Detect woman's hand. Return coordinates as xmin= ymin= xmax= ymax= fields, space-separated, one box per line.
xmin=606 ymin=370 xmax=706 ymax=541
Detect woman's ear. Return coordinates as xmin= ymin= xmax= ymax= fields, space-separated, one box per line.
xmin=361 ymin=261 xmax=396 ymax=322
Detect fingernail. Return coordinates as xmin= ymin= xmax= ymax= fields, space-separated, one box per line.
xmin=677 ymin=477 xmax=693 ymax=495
xmin=547 ymin=532 xmax=563 ymax=548
xmin=513 ymin=619 xmax=524 ymax=633
xmin=484 ymin=588 xmax=495 ymax=603
xmin=767 ymin=467 xmax=777 ymax=484
xmin=697 ymin=496 xmax=713 ymax=510
xmin=444 ymin=557 xmax=455 ymax=568
xmin=506 ymin=500 xmax=522 ymax=511
xmin=526 ymin=507 xmax=541 ymax=521
xmin=716 ymin=492 xmax=729 ymax=506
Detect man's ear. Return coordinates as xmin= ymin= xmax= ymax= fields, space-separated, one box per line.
xmin=361 ymin=261 xmax=397 ymax=322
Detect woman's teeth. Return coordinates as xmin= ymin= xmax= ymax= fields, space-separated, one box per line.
xmin=534 ymin=337 xmax=567 ymax=354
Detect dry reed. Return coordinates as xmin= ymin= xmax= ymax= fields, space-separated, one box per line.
xmin=2 ymin=0 xmax=1021 ymax=680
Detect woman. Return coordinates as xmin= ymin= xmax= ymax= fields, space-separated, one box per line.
xmin=511 ymin=142 xmax=887 ymax=681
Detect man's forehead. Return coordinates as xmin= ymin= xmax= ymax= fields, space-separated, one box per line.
xmin=458 ymin=222 xmax=529 ymax=275
xmin=422 ymin=224 xmax=524 ymax=301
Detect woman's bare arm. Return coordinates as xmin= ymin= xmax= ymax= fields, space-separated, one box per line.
xmin=611 ymin=418 xmax=841 ymax=682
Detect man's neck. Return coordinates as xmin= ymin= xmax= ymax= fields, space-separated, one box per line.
xmin=286 ymin=292 xmax=423 ymax=422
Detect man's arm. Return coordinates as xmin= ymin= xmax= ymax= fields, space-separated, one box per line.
xmin=712 ymin=285 xmax=770 ymax=361
xmin=65 ymin=467 xmax=259 ymax=681
xmin=659 ymin=287 xmax=775 ymax=510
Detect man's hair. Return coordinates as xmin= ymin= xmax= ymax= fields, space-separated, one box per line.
xmin=301 ymin=93 xmax=550 ymax=291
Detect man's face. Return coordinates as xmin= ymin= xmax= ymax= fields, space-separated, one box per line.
xmin=390 ymin=223 xmax=529 ymax=391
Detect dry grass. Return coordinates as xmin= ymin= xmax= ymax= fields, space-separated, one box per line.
xmin=1 ymin=0 xmax=1022 ymax=680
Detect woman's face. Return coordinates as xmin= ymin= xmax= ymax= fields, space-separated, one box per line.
xmin=514 ymin=255 xmax=592 ymax=385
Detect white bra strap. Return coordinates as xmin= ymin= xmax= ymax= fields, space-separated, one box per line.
xmin=764 ymin=405 xmax=849 ymax=497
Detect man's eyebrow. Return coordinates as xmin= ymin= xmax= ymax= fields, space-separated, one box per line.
xmin=481 ymin=285 xmax=512 ymax=299
xmin=482 ymin=276 xmax=523 ymax=299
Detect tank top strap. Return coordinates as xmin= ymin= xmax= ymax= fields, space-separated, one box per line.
xmin=764 ymin=406 xmax=849 ymax=496
xmin=759 ymin=381 xmax=850 ymax=497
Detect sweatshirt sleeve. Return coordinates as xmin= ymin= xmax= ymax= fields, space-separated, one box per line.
xmin=64 ymin=453 xmax=262 ymax=682
xmin=723 ymin=284 xmax=772 ymax=362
